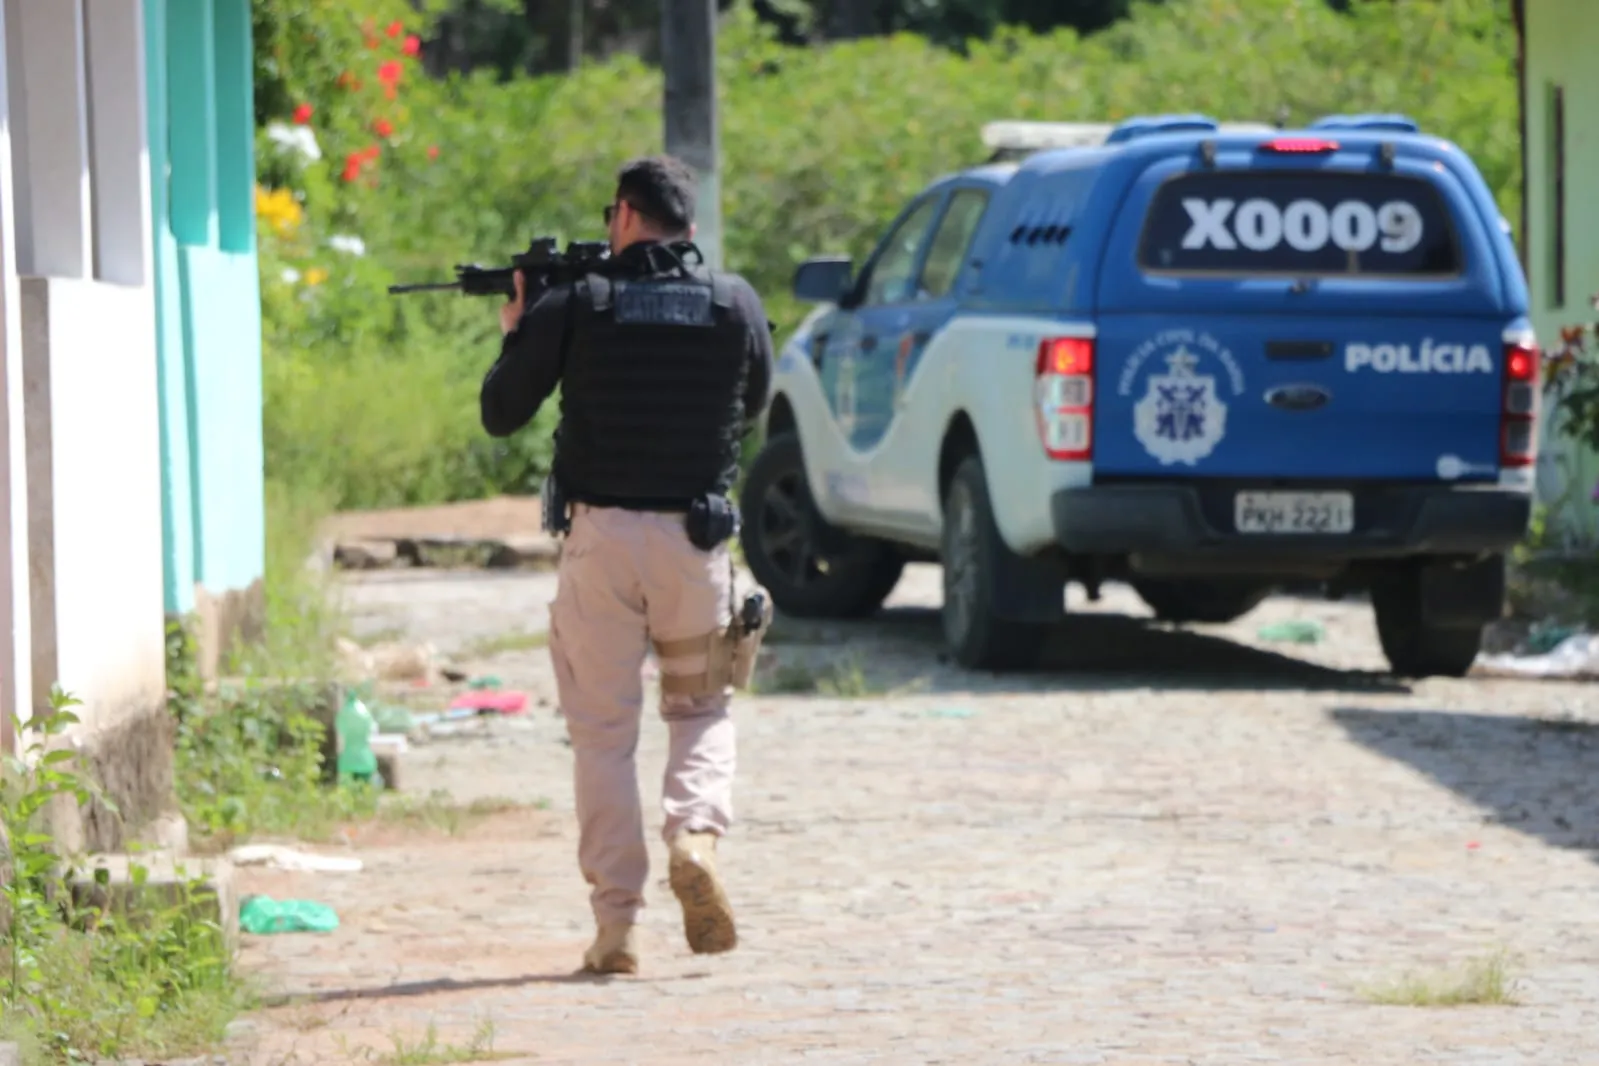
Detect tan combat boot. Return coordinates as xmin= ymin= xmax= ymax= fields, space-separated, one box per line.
xmin=582 ymin=922 xmax=639 ymax=975
xmin=668 ymin=831 xmax=737 ymax=955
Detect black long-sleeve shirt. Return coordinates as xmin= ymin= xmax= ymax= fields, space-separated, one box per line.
xmin=480 ymin=269 xmax=775 ymax=439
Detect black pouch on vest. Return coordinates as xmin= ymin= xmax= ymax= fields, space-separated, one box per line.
xmin=685 ymin=493 xmax=739 ymax=551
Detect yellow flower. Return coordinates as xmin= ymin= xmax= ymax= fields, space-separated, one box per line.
xmin=254 ymin=184 xmax=304 ymax=237
xmin=304 ymin=267 xmax=329 ymax=286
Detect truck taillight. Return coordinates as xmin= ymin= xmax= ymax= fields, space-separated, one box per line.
xmin=1035 ymin=337 xmax=1093 ymax=461
xmin=1501 ymin=336 xmax=1539 ymax=469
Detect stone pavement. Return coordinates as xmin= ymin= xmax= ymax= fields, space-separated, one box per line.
xmin=226 ymin=567 xmax=1599 ymax=1065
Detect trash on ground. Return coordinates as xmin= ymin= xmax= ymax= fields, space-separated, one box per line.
xmin=369 ymin=733 xmax=410 ymax=758
xmin=239 ymin=895 xmax=340 ymax=935
xmin=335 ymin=692 xmax=379 ymax=782
xmin=1476 ymin=631 xmax=1599 ymax=680
xmin=228 ymin=844 xmax=363 ymax=873
xmin=449 ymin=689 xmax=528 ymax=715
xmin=1524 ymin=624 xmax=1582 ymax=656
xmin=1256 ymin=620 xmax=1325 ymax=644
xmin=334 ymin=637 xmax=454 ymax=685
xmin=371 ymin=703 xmax=415 ymax=733
xmin=467 ymin=675 xmax=503 ymax=689
xmin=925 ymin=706 xmax=976 ymax=719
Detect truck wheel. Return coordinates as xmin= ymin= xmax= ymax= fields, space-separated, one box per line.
xmin=1132 ymin=578 xmax=1274 ymax=624
xmin=739 ymin=432 xmax=904 ymax=619
xmin=940 ymin=456 xmax=1051 ymax=670
xmin=1371 ymin=565 xmax=1490 ymax=679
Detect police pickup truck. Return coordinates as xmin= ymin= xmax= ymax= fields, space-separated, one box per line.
xmin=739 ymin=113 xmax=1538 ymax=678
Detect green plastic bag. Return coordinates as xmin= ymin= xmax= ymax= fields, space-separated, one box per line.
xmin=1257 ymin=620 xmax=1325 ymax=645
xmin=239 ymin=895 xmax=339 ymax=935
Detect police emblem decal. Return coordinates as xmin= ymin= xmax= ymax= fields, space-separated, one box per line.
xmin=1133 ymin=347 xmax=1227 ymax=466
xmin=1119 ymin=331 xmax=1246 ymax=467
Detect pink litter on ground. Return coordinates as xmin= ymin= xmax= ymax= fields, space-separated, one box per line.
xmin=448 ymin=690 xmax=529 ymax=715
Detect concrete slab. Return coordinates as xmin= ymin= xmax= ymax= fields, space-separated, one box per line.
xmin=64 ymin=852 xmax=238 ymax=953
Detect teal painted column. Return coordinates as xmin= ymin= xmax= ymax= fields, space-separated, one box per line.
xmin=167 ymin=0 xmax=217 ymax=246
xmin=213 ymin=0 xmax=255 ymax=255
xmin=147 ymin=0 xmax=198 ymax=615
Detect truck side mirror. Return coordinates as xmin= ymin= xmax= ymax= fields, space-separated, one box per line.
xmin=792 ymin=257 xmax=854 ymax=304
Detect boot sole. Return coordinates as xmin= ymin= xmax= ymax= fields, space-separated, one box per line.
xmin=583 ymin=949 xmax=639 ymax=976
xmin=669 ymin=854 xmax=737 ymax=955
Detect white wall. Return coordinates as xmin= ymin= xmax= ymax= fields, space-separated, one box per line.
xmin=0 ymin=0 xmax=31 ymax=748
xmin=4 ymin=0 xmax=164 ymax=746
xmin=22 ymin=278 xmax=164 ymax=734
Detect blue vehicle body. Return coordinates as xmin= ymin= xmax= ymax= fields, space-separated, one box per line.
xmin=964 ymin=119 xmax=1529 ymax=485
xmin=754 ymin=113 xmax=1535 ymax=675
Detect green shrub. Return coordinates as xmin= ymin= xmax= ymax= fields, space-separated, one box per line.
xmin=2 ymin=692 xmax=241 ymax=1064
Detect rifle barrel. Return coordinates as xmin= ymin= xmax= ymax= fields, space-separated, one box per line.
xmin=387 ymin=281 xmax=463 ymax=294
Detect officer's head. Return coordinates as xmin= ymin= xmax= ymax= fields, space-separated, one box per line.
xmin=606 ymin=156 xmax=698 ymax=253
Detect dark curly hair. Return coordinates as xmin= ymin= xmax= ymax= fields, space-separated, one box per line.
xmin=615 ymin=155 xmax=697 ymax=234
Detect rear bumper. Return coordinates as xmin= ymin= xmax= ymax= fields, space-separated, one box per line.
xmin=1052 ymin=482 xmax=1531 ymax=563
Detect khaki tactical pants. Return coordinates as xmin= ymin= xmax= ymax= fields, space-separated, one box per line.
xmin=549 ymin=503 xmax=736 ymax=928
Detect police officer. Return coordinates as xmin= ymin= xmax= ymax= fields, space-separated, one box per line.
xmin=480 ymin=156 xmax=774 ymax=975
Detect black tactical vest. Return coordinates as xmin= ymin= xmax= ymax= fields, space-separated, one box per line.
xmin=553 ymin=245 xmax=751 ymax=510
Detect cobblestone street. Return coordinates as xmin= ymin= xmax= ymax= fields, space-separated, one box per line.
xmin=228 ymin=566 xmax=1599 ymax=1065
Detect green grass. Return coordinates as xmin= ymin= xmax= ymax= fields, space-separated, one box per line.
xmin=753 ymin=653 xmax=881 ymax=698
xmin=1361 ymin=951 xmax=1521 ymax=1008
xmin=373 ymin=792 xmax=545 ymax=836
xmin=460 ymin=627 xmax=549 ymax=659
xmin=367 ymin=1019 xmax=518 ymax=1065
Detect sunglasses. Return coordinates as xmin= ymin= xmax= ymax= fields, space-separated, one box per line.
xmin=604 ymin=199 xmax=661 ymax=226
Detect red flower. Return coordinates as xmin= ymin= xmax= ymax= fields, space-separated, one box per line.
xmin=364 ymin=36 xmax=379 ymax=50
xmin=373 ymin=118 xmax=393 ymax=138
xmin=292 ymin=103 xmax=314 ymax=124
xmin=378 ymin=60 xmax=404 ymax=85
xmin=383 ymin=84 xmax=397 ymax=101
xmin=427 ymin=145 xmax=440 ymax=161
xmin=342 ymin=154 xmax=363 ymax=182
xmin=360 ymin=144 xmax=382 ymax=162
xmin=403 ymin=34 xmax=421 ymax=57
xmin=386 ymin=20 xmax=404 ymax=37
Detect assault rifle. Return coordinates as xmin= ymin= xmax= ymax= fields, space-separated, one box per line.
xmin=387 ymin=237 xmax=614 ymax=299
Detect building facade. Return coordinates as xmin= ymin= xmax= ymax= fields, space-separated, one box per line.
xmin=0 ymin=0 xmax=264 ymax=852
xmin=1515 ymin=0 xmax=1599 ymax=548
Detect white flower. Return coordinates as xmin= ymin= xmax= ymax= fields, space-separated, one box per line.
xmin=328 ymin=234 xmax=367 ymax=257
xmin=266 ymin=121 xmax=322 ymax=162
xmin=281 ymin=267 xmax=302 ymax=284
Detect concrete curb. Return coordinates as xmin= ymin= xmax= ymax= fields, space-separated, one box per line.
xmin=332 ymin=534 xmax=561 ymax=573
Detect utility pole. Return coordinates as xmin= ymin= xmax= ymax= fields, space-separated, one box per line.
xmin=661 ymin=0 xmax=722 ymax=270
xmin=568 ymin=0 xmax=583 ymax=72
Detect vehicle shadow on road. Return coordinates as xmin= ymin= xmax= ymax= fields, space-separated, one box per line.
xmin=766 ymin=607 xmax=1409 ymax=695
xmin=1328 ymin=707 xmax=1599 ymax=860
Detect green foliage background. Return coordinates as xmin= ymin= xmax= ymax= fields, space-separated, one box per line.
xmin=253 ymin=0 xmax=1521 ymax=512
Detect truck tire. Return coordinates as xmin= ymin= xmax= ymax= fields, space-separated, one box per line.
xmin=1371 ymin=564 xmax=1491 ymax=679
xmin=940 ymin=456 xmax=1052 ymax=670
xmin=1132 ymin=578 xmax=1274 ymax=625
xmin=739 ymin=432 xmax=904 ymax=619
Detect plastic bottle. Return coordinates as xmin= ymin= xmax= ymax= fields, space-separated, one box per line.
xmin=335 ymin=692 xmax=379 ymax=782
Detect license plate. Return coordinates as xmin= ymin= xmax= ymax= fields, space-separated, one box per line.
xmin=1234 ymin=491 xmax=1354 ymax=535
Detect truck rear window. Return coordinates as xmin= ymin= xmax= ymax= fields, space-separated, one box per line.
xmin=1138 ymin=171 xmax=1461 ymax=278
